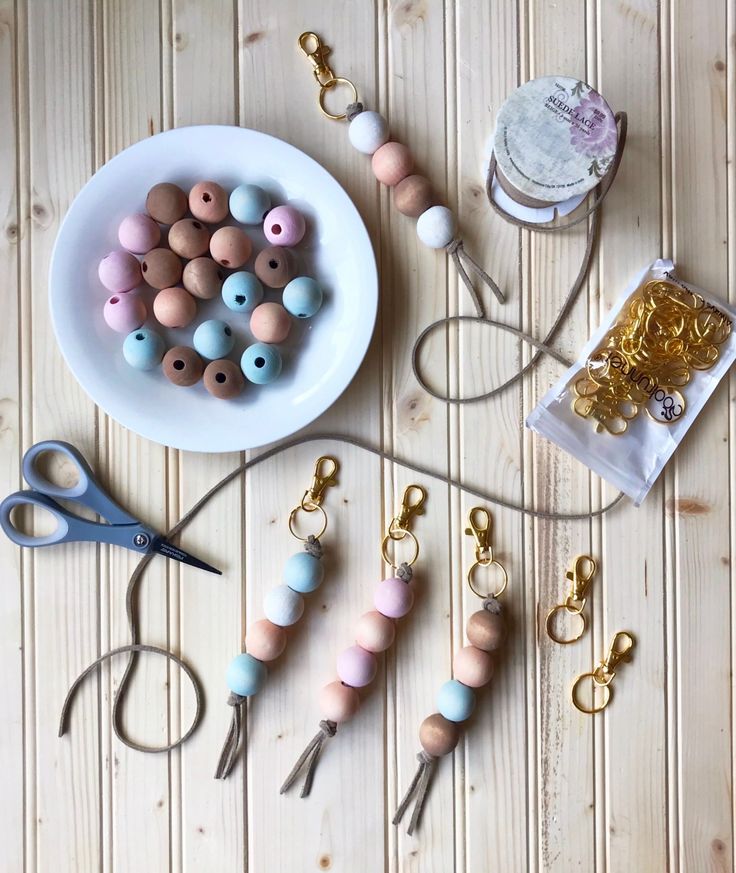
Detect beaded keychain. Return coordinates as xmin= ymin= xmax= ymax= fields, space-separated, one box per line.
xmin=393 ymin=507 xmax=509 ymax=835
xmin=280 ymin=484 xmax=426 ymax=797
xmin=214 ymin=456 xmax=338 ymax=779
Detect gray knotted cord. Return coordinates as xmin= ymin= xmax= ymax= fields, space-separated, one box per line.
xmin=280 ymin=719 xmax=337 ymax=797
xmin=395 ymin=562 xmax=413 ymax=582
xmin=392 ymin=750 xmax=436 ymax=836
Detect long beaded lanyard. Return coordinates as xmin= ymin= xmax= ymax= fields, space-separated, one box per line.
xmin=215 ymin=456 xmax=338 ymax=779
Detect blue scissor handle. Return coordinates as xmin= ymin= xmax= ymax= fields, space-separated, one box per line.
xmin=22 ymin=440 xmax=136 ymax=525
xmin=0 ymin=490 xmax=156 ymax=551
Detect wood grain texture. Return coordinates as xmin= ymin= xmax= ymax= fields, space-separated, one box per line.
xmin=1 ymin=1 xmax=734 ymax=871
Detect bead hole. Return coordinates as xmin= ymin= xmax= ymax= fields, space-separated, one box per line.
xmin=268 ymin=259 xmax=278 ymax=269
xmin=215 ymin=372 xmax=227 ymax=383
xmin=298 ymin=313 xmax=306 ymax=318
xmin=141 ymin=263 xmax=148 ymax=272
xmin=202 ymin=193 xmax=211 ymax=202
xmin=135 ymin=333 xmax=145 ymax=341
xmin=271 ymin=223 xmax=282 ymax=235
xmin=221 ymin=259 xmax=230 ymax=266
xmin=110 ymin=296 xmax=119 ymax=304
xmin=235 ymin=294 xmax=246 ymax=305
xmin=173 ymin=359 xmax=185 ymax=370
xmin=254 ymin=357 xmax=265 ymax=368
xmin=192 ymin=221 xmax=203 ymax=229
xmin=224 ymin=326 xmax=232 ymax=336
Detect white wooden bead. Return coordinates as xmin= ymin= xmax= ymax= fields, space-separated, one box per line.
xmin=263 ymin=584 xmax=304 ymax=627
xmin=348 ymin=110 xmax=389 ymax=155
xmin=416 ymin=205 xmax=456 ymax=249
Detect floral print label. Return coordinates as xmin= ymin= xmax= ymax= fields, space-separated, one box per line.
xmin=493 ymin=76 xmax=618 ymax=203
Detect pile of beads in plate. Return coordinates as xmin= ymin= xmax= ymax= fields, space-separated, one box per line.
xmin=99 ymin=180 xmax=324 ymax=399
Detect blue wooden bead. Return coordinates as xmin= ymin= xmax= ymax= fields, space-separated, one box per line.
xmin=283 ymin=276 xmax=323 ymax=319
xmin=193 ymin=319 xmax=234 ymax=360
xmin=122 ymin=328 xmax=165 ymax=370
xmin=229 ymin=184 xmax=271 ymax=225
xmin=240 ymin=342 xmax=282 ymax=384
xmin=437 ymin=678 xmax=476 ymax=722
xmin=222 ymin=271 xmax=264 ymax=313
xmin=226 ymin=652 xmax=266 ymax=697
xmin=283 ymin=551 xmax=324 ymax=593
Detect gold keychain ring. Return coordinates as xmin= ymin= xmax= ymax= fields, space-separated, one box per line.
xmin=467 ymin=557 xmax=508 ymax=599
xmin=288 ymin=503 xmax=328 ymax=541
xmin=545 ymin=603 xmax=587 ymax=645
xmin=381 ymin=528 xmax=419 ymax=569
xmin=571 ymin=671 xmax=613 ymax=714
xmin=318 ymin=77 xmax=358 ymax=120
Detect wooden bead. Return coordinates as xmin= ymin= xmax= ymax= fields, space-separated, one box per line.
xmin=254 ymin=245 xmax=297 ymax=288
xmin=245 ymin=618 xmax=287 ymax=662
xmin=168 ymin=218 xmax=211 ymax=259
xmin=348 ymin=110 xmax=389 ymax=155
xmin=466 ymin=608 xmax=507 ymax=653
xmin=393 ymin=174 xmax=435 ymax=217
xmin=373 ymin=576 xmax=414 ymax=618
xmin=182 ymin=257 xmax=225 ymax=299
xmin=263 ymin=205 xmax=306 ymax=247
xmin=203 ymin=359 xmax=245 ymax=399
xmin=419 ymin=713 xmax=461 ymax=757
xmin=141 ymin=247 xmax=183 ymax=289
xmin=162 ymin=345 xmax=204 ymax=386
xmin=318 ymin=680 xmax=360 ymax=724
xmin=355 ymin=610 xmax=395 ymax=653
xmin=416 ymin=205 xmax=456 ymax=249
xmin=336 ymin=645 xmax=377 ymax=688
xmin=210 ymin=226 xmax=252 ymax=268
xmin=371 ymin=142 xmax=413 ymax=186
xmin=453 ymin=645 xmax=495 ymax=688
xmin=153 ymin=286 xmax=197 ymax=328
xmin=250 ymin=302 xmax=291 ymax=344
xmin=146 ymin=182 xmax=188 ymax=225
xmin=189 ymin=180 xmax=229 ymax=223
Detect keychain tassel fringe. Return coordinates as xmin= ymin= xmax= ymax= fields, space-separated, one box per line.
xmin=392 ymin=750 xmax=436 ymax=835
xmin=446 ymin=238 xmax=505 ymax=315
xmin=214 ymin=692 xmax=245 ymax=780
xmin=280 ymin=719 xmax=337 ymax=797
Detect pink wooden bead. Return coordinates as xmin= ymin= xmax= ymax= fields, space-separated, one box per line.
xmin=453 ymin=645 xmax=495 ymax=688
xmin=118 ymin=213 xmax=161 ymax=254
xmin=98 ymin=250 xmax=142 ymax=293
xmin=373 ymin=576 xmax=414 ymax=619
xmin=245 ymin=619 xmax=287 ymax=662
xmin=355 ymin=610 xmax=396 ymax=653
xmin=103 ymin=292 xmax=146 ymax=334
xmin=250 ymin=302 xmax=291 ymax=343
xmin=263 ymin=205 xmax=306 ymax=247
xmin=371 ymin=142 xmax=413 ymax=187
xmin=153 ymin=286 xmax=197 ymax=328
xmin=318 ymin=680 xmax=360 ymax=724
xmin=336 ymin=645 xmax=377 ymax=688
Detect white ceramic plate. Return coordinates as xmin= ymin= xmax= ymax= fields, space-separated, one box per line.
xmin=50 ymin=125 xmax=377 ymax=452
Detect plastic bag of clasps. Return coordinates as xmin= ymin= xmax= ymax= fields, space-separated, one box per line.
xmin=526 ymin=259 xmax=736 ymax=505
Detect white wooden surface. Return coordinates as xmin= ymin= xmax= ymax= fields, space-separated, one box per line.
xmin=1 ymin=1 xmax=734 ymax=870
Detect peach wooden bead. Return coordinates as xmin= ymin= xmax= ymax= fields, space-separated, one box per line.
xmin=419 ymin=713 xmax=461 ymax=757
xmin=466 ymin=607 xmax=507 ymax=653
xmin=371 ymin=142 xmax=413 ymax=187
xmin=189 ymin=180 xmax=229 ymax=223
xmin=153 ymin=286 xmax=197 ymax=328
xmin=355 ymin=610 xmax=395 ymax=653
xmin=453 ymin=644 xmax=495 ymax=688
xmin=245 ymin=619 xmax=287 ymax=662
xmin=210 ymin=226 xmax=252 ymax=268
xmin=318 ymin=680 xmax=360 ymax=724
xmin=250 ymin=302 xmax=291 ymax=344
xmin=393 ymin=174 xmax=435 ymax=217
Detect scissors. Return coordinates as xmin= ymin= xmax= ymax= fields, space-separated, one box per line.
xmin=0 ymin=440 xmax=221 ymax=575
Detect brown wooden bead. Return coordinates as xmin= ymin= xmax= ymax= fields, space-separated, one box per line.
xmin=168 ymin=218 xmax=211 ymax=259
xmin=254 ymin=245 xmax=297 ymax=288
xmin=162 ymin=346 xmax=204 ymax=386
xmin=146 ymin=182 xmax=188 ymax=225
xmin=419 ymin=713 xmax=461 ymax=757
xmin=182 ymin=257 xmax=225 ymax=300
xmin=203 ymin=359 xmax=244 ymax=399
xmin=466 ymin=608 xmax=507 ymax=653
xmin=393 ymin=174 xmax=435 ymax=217
xmin=140 ymin=247 xmax=183 ymax=289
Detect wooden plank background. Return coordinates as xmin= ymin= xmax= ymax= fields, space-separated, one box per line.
xmin=1 ymin=0 xmax=733 ymax=870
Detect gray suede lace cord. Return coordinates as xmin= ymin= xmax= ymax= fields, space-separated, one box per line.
xmin=280 ymin=719 xmax=337 ymax=797
xmin=213 ymin=535 xmax=325 ymax=780
xmin=392 ymin=750 xmax=437 ymax=835
xmin=396 ymin=562 xmax=413 ymax=582
xmin=445 ymin=238 xmax=505 ymax=313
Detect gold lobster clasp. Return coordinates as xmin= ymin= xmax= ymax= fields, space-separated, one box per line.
xmin=572 ymin=631 xmax=635 ymax=714
xmin=297 ymin=31 xmax=358 ymax=120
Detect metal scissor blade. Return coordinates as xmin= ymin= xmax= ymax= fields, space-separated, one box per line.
xmin=151 ymin=536 xmax=222 ymax=575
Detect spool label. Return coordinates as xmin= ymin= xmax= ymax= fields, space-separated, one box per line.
xmin=494 ymin=76 xmax=617 ymax=203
